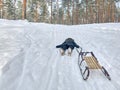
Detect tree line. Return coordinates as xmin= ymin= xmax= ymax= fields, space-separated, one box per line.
xmin=0 ymin=0 xmax=120 ymax=25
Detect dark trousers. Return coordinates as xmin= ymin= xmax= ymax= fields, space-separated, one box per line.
xmin=61 ymin=45 xmax=74 ymax=51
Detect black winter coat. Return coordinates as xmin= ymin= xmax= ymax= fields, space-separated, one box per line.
xmin=56 ymin=38 xmax=79 ymax=49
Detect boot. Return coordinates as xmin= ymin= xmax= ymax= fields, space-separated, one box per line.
xmin=60 ymin=48 xmax=65 ymax=56
xmin=68 ymin=48 xmax=72 ymax=56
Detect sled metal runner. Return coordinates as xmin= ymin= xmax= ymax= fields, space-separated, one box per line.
xmin=77 ymin=48 xmax=111 ymax=80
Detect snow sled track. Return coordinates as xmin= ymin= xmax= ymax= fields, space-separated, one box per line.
xmin=45 ymin=50 xmax=82 ymax=90
xmin=45 ymin=50 xmax=76 ymax=90
xmin=45 ymin=49 xmax=61 ymax=90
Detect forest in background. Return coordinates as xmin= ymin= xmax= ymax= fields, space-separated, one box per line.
xmin=0 ymin=0 xmax=120 ymax=25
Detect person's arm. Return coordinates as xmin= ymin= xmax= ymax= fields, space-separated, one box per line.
xmin=76 ymin=44 xmax=79 ymax=48
xmin=56 ymin=41 xmax=67 ymax=48
xmin=73 ymin=42 xmax=79 ymax=48
xmin=56 ymin=44 xmax=62 ymax=48
xmin=56 ymin=41 xmax=66 ymax=48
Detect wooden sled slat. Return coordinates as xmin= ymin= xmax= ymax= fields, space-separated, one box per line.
xmin=84 ymin=56 xmax=102 ymax=69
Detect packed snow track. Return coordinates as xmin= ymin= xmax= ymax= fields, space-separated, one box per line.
xmin=0 ymin=20 xmax=120 ymax=90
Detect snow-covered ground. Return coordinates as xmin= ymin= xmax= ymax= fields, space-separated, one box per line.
xmin=0 ymin=19 xmax=120 ymax=90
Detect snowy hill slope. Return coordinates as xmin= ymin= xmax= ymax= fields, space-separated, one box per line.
xmin=0 ymin=20 xmax=120 ymax=90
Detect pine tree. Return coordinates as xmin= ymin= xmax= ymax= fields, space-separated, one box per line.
xmin=6 ymin=0 xmax=15 ymax=19
xmin=16 ymin=1 xmax=22 ymax=19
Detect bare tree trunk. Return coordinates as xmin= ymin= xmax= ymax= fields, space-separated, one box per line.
xmin=67 ymin=1 xmax=70 ymax=24
xmin=97 ymin=0 xmax=100 ymax=23
xmin=22 ymin=0 xmax=27 ymax=19
xmin=116 ymin=1 xmax=120 ymax=22
xmin=62 ymin=10 xmax=64 ymax=24
xmin=75 ymin=2 xmax=79 ymax=24
xmin=90 ymin=5 xmax=93 ymax=23
xmin=51 ymin=0 xmax=52 ymax=24
xmin=111 ymin=1 xmax=115 ymax=22
xmin=98 ymin=1 xmax=101 ymax=23
xmin=0 ymin=0 xmax=3 ymax=18
xmin=13 ymin=0 xmax=16 ymax=20
xmin=72 ymin=0 xmax=74 ymax=25
xmin=57 ymin=0 xmax=59 ymax=24
xmin=105 ymin=1 xmax=110 ymax=22
xmin=34 ymin=5 xmax=38 ymax=22
xmin=104 ymin=1 xmax=107 ymax=22
xmin=86 ymin=0 xmax=88 ymax=23
xmin=102 ymin=0 xmax=105 ymax=23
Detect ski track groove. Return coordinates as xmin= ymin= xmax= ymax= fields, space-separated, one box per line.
xmin=45 ymin=27 xmax=59 ymax=90
xmin=45 ymin=50 xmax=60 ymax=90
xmin=16 ymin=34 xmax=32 ymax=90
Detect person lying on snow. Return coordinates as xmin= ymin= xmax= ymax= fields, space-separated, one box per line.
xmin=56 ymin=38 xmax=79 ymax=56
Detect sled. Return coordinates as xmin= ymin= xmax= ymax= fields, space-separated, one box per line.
xmin=77 ymin=49 xmax=111 ymax=80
